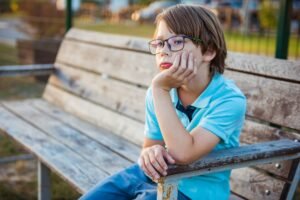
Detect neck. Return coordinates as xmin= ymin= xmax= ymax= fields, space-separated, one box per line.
xmin=177 ymin=64 xmax=212 ymax=106
xmin=180 ymin=66 xmax=212 ymax=96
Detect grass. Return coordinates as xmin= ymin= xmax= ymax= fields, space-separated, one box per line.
xmin=0 ymin=172 xmax=80 ymax=200
xmin=76 ymin=20 xmax=300 ymax=59
xmin=0 ymin=43 xmax=19 ymax=65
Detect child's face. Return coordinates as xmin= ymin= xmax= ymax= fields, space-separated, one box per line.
xmin=154 ymin=20 xmax=202 ymax=71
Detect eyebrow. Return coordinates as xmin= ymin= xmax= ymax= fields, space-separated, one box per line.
xmin=154 ymin=34 xmax=182 ymax=40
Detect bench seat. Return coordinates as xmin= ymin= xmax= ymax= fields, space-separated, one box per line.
xmin=0 ymin=99 xmax=139 ymax=194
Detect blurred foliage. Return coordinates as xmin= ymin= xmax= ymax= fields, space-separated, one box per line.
xmin=258 ymin=0 xmax=278 ymax=30
xmin=135 ymin=0 xmax=156 ymax=6
xmin=19 ymin=0 xmax=65 ymax=39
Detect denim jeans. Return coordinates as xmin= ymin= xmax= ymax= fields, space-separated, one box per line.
xmin=79 ymin=163 xmax=191 ymax=200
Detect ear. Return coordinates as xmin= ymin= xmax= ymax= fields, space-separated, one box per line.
xmin=202 ymin=49 xmax=216 ymax=62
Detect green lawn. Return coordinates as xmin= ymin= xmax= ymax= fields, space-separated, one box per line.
xmin=0 ymin=43 xmax=19 ymax=65
xmin=76 ymin=21 xmax=299 ymax=59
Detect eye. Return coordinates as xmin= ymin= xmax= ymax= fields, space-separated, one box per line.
xmin=151 ymin=40 xmax=163 ymax=48
xmin=174 ymin=40 xmax=183 ymax=45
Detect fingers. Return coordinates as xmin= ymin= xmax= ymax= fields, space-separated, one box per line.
xmin=139 ymin=146 xmax=172 ymax=180
xmin=163 ymin=150 xmax=176 ymax=164
xmin=149 ymin=150 xmax=167 ymax=176
xmin=143 ymin=153 xmax=161 ymax=180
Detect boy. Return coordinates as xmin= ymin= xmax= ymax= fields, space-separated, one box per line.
xmin=80 ymin=4 xmax=246 ymax=200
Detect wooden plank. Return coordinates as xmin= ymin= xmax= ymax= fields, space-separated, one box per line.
xmin=42 ymin=84 xmax=145 ymax=146
xmin=230 ymin=167 xmax=286 ymax=200
xmin=0 ymin=64 xmax=54 ymax=77
xmin=241 ymin=120 xmax=300 ymax=144
xmin=2 ymin=100 xmax=133 ymax=175
xmin=165 ymin=139 xmax=300 ymax=176
xmin=30 ymin=99 xmax=140 ymax=162
xmin=66 ymin=28 xmax=300 ymax=82
xmin=65 ymin=28 xmax=150 ymax=52
xmin=55 ymin=40 xmax=156 ymax=87
xmin=226 ymin=52 xmax=300 ymax=83
xmin=47 ymin=64 xmax=146 ymax=122
xmin=225 ymin=70 xmax=300 ymax=131
xmin=241 ymin=120 xmax=300 ymax=179
xmin=0 ymin=105 xmax=108 ymax=193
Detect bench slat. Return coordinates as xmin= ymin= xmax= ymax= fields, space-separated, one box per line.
xmin=65 ymin=28 xmax=300 ymax=83
xmin=2 ymin=100 xmax=133 ymax=176
xmin=0 ymin=105 xmax=107 ymax=194
xmin=30 ymin=99 xmax=140 ymax=162
xmin=225 ymin=70 xmax=300 ymax=131
xmin=49 ymin=64 xmax=146 ymax=122
xmin=230 ymin=167 xmax=286 ymax=200
xmin=56 ymin=39 xmax=155 ymax=87
xmin=43 ymin=84 xmax=145 ymax=146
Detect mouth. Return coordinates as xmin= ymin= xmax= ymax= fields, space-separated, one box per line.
xmin=160 ymin=62 xmax=172 ymax=69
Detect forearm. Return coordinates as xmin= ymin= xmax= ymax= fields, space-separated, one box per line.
xmin=152 ymin=86 xmax=194 ymax=164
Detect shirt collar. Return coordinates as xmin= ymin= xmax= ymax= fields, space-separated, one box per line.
xmin=170 ymin=72 xmax=223 ymax=109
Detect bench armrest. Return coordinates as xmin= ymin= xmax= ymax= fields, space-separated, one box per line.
xmin=0 ymin=64 xmax=55 ymax=77
xmin=159 ymin=139 xmax=300 ymax=183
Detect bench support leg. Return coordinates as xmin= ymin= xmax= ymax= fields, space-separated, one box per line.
xmin=38 ymin=161 xmax=51 ymax=200
xmin=157 ymin=181 xmax=178 ymax=200
xmin=286 ymin=159 xmax=300 ymax=200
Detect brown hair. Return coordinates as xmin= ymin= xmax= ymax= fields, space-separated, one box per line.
xmin=155 ymin=4 xmax=227 ymax=76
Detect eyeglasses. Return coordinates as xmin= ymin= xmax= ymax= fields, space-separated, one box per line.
xmin=148 ymin=35 xmax=202 ymax=55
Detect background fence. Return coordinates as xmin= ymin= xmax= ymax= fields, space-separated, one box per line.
xmin=0 ymin=0 xmax=299 ymax=68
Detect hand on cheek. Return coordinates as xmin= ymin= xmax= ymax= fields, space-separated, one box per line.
xmin=152 ymin=52 xmax=197 ymax=91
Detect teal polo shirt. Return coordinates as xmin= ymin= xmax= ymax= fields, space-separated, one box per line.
xmin=144 ymin=72 xmax=247 ymax=200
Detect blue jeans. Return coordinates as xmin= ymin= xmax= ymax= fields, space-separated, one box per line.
xmin=79 ymin=163 xmax=191 ymax=200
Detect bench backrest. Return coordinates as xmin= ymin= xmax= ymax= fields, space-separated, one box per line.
xmin=42 ymin=28 xmax=300 ymax=200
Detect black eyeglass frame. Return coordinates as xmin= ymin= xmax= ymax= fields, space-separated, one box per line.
xmin=148 ymin=35 xmax=202 ymax=55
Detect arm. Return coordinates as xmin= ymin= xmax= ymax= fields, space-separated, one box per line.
xmin=152 ymin=87 xmax=220 ymax=165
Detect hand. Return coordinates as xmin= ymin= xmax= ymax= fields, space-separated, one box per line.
xmin=138 ymin=145 xmax=175 ymax=180
xmin=152 ymin=52 xmax=197 ymax=91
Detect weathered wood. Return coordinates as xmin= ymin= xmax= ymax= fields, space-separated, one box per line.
xmin=43 ymin=84 xmax=145 ymax=146
xmin=65 ymin=28 xmax=150 ymax=53
xmin=230 ymin=168 xmax=286 ymax=200
xmin=225 ymin=70 xmax=300 ymax=131
xmin=54 ymin=40 xmax=300 ymax=130
xmin=164 ymin=139 xmax=300 ymax=176
xmin=30 ymin=99 xmax=140 ymax=162
xmin=0 ymin=105 xmax=108 ymax=193
xmin=44 ymin=62 xmax=299 ymax=179
xmin=2 ymin=100 xmax=134 ymax=175
xmin=0 ymin=64 xmax=54 ymax=77
xmin=55 ymin=40 xmax=156 ymax=87
xmin=38 ymin=161 xmax=51 ymax=200
xmin=65 ymin=28 xmax=300 ymax=83
xmin=241 ymin=120 xmax=300 ymax=179
xmin=47 ymin=64 xmax=146 ymax=122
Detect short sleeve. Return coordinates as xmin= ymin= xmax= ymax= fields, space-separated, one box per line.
xmin=144 ymin=88 xmax=164 ymax=140
xmin=199 ymin=96 xmax=246 ymax=144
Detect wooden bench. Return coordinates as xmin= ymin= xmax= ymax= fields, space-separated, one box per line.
xmin=0 ymin=28 xmax=300 ymax=200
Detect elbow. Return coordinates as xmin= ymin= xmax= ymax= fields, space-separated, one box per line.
xmin=167 ymin=149 xmax=194 ymax=165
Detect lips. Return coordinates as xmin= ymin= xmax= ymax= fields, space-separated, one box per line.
xmin=160 ymin=62 xmax=172 ymax=69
